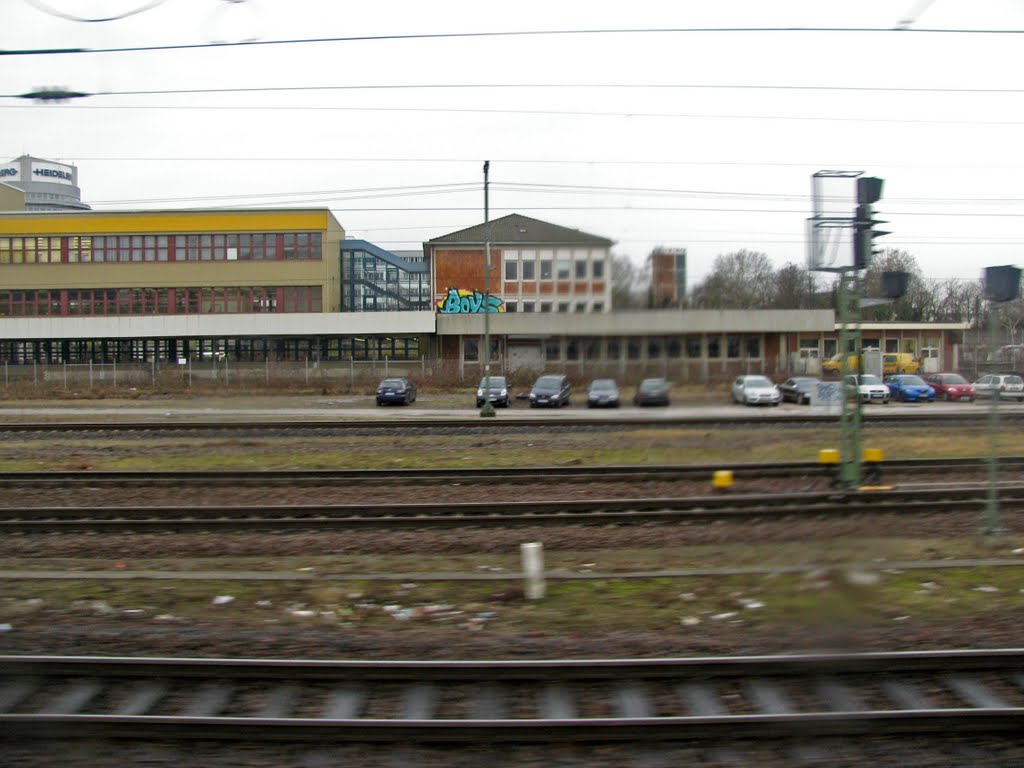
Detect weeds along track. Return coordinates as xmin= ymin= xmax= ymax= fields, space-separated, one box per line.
xmin=0 ymin=410 xmax=1021 ymax=436
xmin=4 ymin=650 xmax=1024 ymax=745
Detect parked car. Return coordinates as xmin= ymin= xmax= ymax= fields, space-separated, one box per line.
xmin=884 ymin=374 xmax=935 ymax=402
xmin=973 ymin=373 xmax=1024 ymax=402
xmin=375 ymin=377 xmax=417 ymax=406
xmin=586 ymin=378 xmax=620 ymax=408
xmin=633 ymin=377 xmax=671 ymax=406
xmin=731 ymin=375 xmax=781 ymax=406
xmin=778 ymin=376 xmax=820 ymax=405
xmin=476 ymin=375 xmax=511 ymax=408
xmin=844 ymin=374 xmax=891 ymax=404
xmin=529 ymin=374 xmax=571 ymax=408
xmin=926 ymin=372 xmax=975 ymax=402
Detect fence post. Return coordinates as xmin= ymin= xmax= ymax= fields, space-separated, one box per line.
xmin=113 ymin=359 xmax=118 ymax=388
xmin=63 ymin=362 xmax=67 ymax=389
xmin=305 ymin=356 xmax=309 ymax=385
xmin=350 ymin=359 xmax=354 ymax=387
xmin=225 ymin=356 xmax=229 ymax=385
xmin=151 ymin=359 xmax=156 ymax=386
xmin=89 ymin=360 xmax=93 ymax=388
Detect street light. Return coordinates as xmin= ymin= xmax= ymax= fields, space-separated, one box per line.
xmin=480 ymin=161 xmax=496 ymax=417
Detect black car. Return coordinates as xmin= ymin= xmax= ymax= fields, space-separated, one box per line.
xmin=529 ymin=374 xmax=571 ymax=408
xmin=476 ymin=375 xmax=511 ymax=408
xmin=375 ymin=377 xmax=417 ymax=406
xmin=779 ymin=376 xmax=820 ymax=405
xmin=633 ymin=378 xmax=671 ymax=406
xmin=586 ymin=378 xmax=620 ymax=408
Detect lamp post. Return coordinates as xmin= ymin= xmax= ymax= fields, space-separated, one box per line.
xmin=480 ymin=161 xmax=496 ymax=417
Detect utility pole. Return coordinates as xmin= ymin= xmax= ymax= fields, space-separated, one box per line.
xmin=480 ymin=160 xmax=496 ymax=417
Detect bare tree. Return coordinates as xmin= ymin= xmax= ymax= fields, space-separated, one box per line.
xmin=690 ymin=250 xmax=777 ymax=308
xmin=610 ymin=253 xmax=650 ymax=309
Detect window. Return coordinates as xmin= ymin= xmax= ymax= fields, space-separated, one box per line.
xmin=799 ymin=337 xmax=820 ymax=358
xmin=545 ymin=339 xmax=560 ymax=361
xmin=540 ymin=301 xmax=552 ymax=313
xmin=505 ymin=301 xmax=518 ymax=313
xmin=745 ymin=336 xmax=761 ymax=358
xmin=628 ymin=340 xmax=642 ymax=360
xmin=463 ymin=338 xmax=479 ymax=362
xmin=575 ymin=261 xmax=587 ymax=279
xmin=668 ymin=338 xmax=682 ymax=358
xmin=592 ymin=301 xmax=604 ymax=313
xmin=557 ymin=259 xmax=571 ymax=280
xmin=592 ymin=258 xmax=605 ymax=279
xmin=707 ymin=336 xmax=721 ymax=358
xmin=585 ymin=340 xmax=601 ymax=360
xmin=647 ymin=338 xmax=663 ymax=359
xmin=607 ymin=339 xmax=621 ymax=359
xmin=885 ymin=338 xmax=900 ymax=353
xmin=522 ymin=301 xmax=535 ymax=313
xmin=539 ymin=259 xmax=553 ymax=280
xmin=504 ymin=259 xmax=518 ymax=280
xmin=566 ymin=338 xmax=580 ymax=360
xmin=727 ymin=336 xmax=741 ymax=358
xmin=686 ymin=336 xmax=702 ymax=358
xmin=558 ymin=302 xmax=570 ymax=313
xmin=575 ymin=302 xmax=587 ymax=313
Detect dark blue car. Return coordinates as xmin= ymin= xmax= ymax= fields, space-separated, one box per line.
xmin=376 ymin=377 xmax=417 ymax=406
xmin=884 ymin=374 xmax=935 ymax=402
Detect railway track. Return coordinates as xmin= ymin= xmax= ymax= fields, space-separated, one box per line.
xmin=3 ymin=650 xmax=1024 ymax=744
xmin=3 ymin=484 xmax=1024 ymax=532
xmin=0 ymin=410 xmax=1020 ymax=434
xmin=0 ymin=456 xmax=1021 ymax=488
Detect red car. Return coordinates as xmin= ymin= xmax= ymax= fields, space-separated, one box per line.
xmin=926 ymin=372 xmax=975 ymax=402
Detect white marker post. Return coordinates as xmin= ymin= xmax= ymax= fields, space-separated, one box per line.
xmin=520 ymin=542 xmax=545 ymax=600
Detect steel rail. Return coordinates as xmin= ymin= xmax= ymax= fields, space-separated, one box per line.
xmin=0 ymin=456 xmax=1019 ymax=487
xmin=2 ymin=484 xmax=1023 ymax=532
xmin=3 ymin=651 xmax=1024 ymax=743
xmin=0 ymin=410 xmax=1020 ymax=433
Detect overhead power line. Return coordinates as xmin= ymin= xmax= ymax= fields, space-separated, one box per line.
xmin=12 ymin=81 xmax=1024 ymax=97
xmin=6 ymin=103 xmax=1020 ymax=127
xmin=3 ymin=25 xmax=1024 ymax=57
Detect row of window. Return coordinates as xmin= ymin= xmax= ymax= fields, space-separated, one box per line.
xmin=0 ymin=334 xmax=421 ymax=364
xmin=0 ymin=286 xmax=322 ymax=317
xmin=503 ymin=253 xmax=606 ymax=282
xmin=505 ymin=300 xmax=605 ymax=313
xmin=463 ymin=335 xmax=764 ymax=362
xmin=0 ymin=232 xmax=323 ymax=264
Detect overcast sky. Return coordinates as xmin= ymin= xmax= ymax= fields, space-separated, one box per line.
xmin=3 ymin=0 xmax=1024 ymax=289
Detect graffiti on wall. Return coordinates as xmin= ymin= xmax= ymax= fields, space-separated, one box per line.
xmin=435 ymin=288 xmax=504 ymax=314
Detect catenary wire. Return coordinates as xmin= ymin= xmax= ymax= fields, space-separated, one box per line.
xmin=4 ymin=25 xmax=1024 ymax=57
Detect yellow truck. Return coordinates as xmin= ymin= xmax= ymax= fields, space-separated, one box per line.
xmin=824 ymin=351 xmax=918 ymax=375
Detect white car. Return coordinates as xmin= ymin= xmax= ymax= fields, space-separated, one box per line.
xmin=731 ymin=375 xmax=781 ymax=406
xmin=845 ymin=374 xmax=891 ymax=404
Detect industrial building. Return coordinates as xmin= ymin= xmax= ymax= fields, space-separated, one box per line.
xmin=0 ymin=178 xmax=970 ymax=384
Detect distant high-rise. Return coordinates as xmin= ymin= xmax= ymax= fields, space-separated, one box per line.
xmin=0 ymin=155 xmax=90 ymax=211
xmin=648 ymin=247 xmax=687 ymax=307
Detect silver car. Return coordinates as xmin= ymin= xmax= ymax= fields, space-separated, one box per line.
xmin=973 ymin=373 xmax=1024 ymax=402
xmin=731 ymin=375 xmax=781 ymax=406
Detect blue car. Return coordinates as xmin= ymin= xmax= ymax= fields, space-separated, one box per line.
xmin=884 ymin=374 xmax=935 ymax=402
